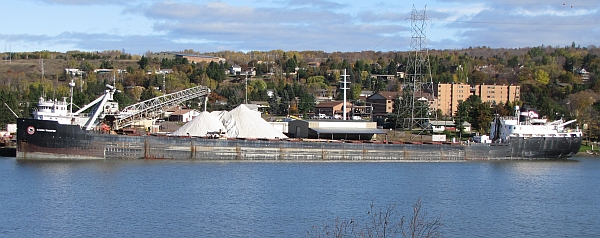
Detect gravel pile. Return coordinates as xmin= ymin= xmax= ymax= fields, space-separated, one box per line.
xmin=173 ymin=105 xmax=288 ymax=139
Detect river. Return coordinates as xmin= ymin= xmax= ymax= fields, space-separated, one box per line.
xmin=1 ymin=156 xmax=599 ymax=237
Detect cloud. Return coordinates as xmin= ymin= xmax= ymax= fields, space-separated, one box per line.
xmin=126 ymin=1 xmax=410 ymax=52
xmin=442 ymin=3 xmax=600 ymax=48
xmin=4 ymin=0 xmax=599 ymax=53
xmin=286 ymin=0 xmax=346 ymax=9
xmin=35 ymin=0 xmax=128 ymax=5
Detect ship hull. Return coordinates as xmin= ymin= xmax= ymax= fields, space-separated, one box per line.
xmin=17 ymin=118 xmax=582 ymax=161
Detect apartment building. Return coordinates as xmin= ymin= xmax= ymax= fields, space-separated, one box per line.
xmin=435 ymin=83 xmax=520 ymax=116
xmin=366 ymin=91 xmax=401 ymax=119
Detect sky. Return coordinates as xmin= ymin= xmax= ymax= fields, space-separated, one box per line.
xmin=1 ymin=0 xmax=598 ymax=54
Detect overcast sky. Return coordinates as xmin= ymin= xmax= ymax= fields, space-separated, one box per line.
xmin=1 ymin=0 xmax=598 ymax=54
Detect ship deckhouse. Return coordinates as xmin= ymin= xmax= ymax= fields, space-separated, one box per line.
xmin=490 ymin=106 xmax=582 ymax=143
xmin=32 ymin=97 xmax=75 ymax=125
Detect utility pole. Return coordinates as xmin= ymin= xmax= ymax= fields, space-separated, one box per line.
xmin=341 ymin=69 xmax=349 ymax=120
xmin=41 ymin=58 xmax=45 ymax=80
xmin=404 ymin=5 xmax=435 ymax=137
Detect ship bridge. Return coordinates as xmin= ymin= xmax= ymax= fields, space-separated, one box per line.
xmin=112 ymin=85 xmax=211 ymax=130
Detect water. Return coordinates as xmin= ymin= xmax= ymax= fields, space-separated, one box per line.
xmin=1 ymin=157 xmax=599 ymax=237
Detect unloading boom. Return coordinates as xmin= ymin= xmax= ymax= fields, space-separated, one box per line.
xmin=113 ymin=85 xmax=211 ymax=130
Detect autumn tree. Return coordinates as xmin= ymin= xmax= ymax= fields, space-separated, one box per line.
xmin=534 ymin=69 xmax=550 ymax=85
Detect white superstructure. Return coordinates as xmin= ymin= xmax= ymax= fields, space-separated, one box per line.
xmin=32 ymin=97 xmax=75 ymax=125
xmin=31 ymin=80 xmax=116 ymax=129
xmin=490 ymin=106 xmax=582 ymax=143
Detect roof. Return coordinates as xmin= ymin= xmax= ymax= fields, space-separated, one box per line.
xmin=315 ymin=101 xmax=353 ymax=108
xmin=310 ymin=128 xmax=387 ymax=134
xmin=367 ymin=91 xmax=400 ymax=100
xmin=170 ymin=109 xmax=195 ymax=116
xmin=176 ymin=54 xmax=221 ymax=58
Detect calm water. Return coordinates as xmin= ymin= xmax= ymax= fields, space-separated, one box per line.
xmin=1 ymin=156 xmax=599 ymax=237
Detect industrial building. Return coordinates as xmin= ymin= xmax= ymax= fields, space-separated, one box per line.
xmin=288 ymin=120 xmax=386 ymax=141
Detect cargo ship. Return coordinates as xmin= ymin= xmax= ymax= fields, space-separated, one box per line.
xmin=16 ymin=83 xmax=582 ymax=160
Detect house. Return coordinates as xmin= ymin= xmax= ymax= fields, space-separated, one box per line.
xmin=244 ymin=102 xmax=269 ymax=113
xmin=147 ymin=69 xmax=173 ymax=75
xmin=175 ymin=54 xmax=226 ymax=63
xmin=307 ymin=62 xmax=321 ymax=67
xmin=366 ymin=91 xmax=401 ymax=119
xmin=579 ymin=68 xmax=590 ymax=82
xmin=314 ymin=101 xmax=353 ymax=118
xmin=370 ymin=74 xmax=396 ymax=82
xmin=65 ymin=68 xmax=85 ymax=77
xmin=230 ymin=65 xmax=242 ymax=75
xmin=94 ymin=69 xmax=126 ymax=74
xmin=168 ymin=108 xmax=201 ymax=122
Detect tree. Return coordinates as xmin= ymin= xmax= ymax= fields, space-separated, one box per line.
xmin=100 ymin=60 xmax=114 ymax=69
xmin=297 ymin=92 xmax=315 ymax=114
xmin=386 ymin=89 xmax=410 ymax=129
xmin=454 ymin=101 xmax=470 ymax=139
xmin=565 ymin=90 xmax=598 ymax=123
xmin=470 ymin=102 xmax=493 ymax=133
xmin=139 ymin=87 xmax=159 ymax=101
xmin=0 ymin=88 xmax=20 ymax=126
xmin=534 ymin=69 xmax=550 ymax=85
xmin=306 ymin=76 xmax=328 ymax=90
xmin=267 ymin=95 xmax=280 ymax=115
xmin=284 ymin=55 xmax=297 ymax=73
xmin=138 ymin=56 xmax=149 ymax=70
xmin=206 ymin=61 xmax=226 ymax=82
xmin=307 ymin=199 xmax=442 ymax=238
xmin=507 ymin=55 xmax=519 ymax=68
xmin=469 ymin=70 xmax=487 ymax=85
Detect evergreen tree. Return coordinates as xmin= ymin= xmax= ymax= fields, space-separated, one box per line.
xmin=138 ymin=56 xmax=149 ymax=70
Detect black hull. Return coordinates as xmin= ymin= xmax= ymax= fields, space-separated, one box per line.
xmin=17 ymin=118 xmax=582 ymax=160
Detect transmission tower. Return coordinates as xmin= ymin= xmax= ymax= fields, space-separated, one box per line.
xmin=402 ymin=5 xmax=435 ymax=137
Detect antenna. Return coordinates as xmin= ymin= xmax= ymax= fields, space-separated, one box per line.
xmin=403 ymin=5 xmax=435 ymax=137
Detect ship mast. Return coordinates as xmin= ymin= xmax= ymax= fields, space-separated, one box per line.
xmin=69 ymin=79 xmax=75 ymax=114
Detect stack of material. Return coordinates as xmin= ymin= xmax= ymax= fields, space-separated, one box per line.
xmin=173 ymin=105 xmax=288 ymax=139
xmin=171 ymin=111 xmax=225 ymax=137
xmin=211 ymin=110 xmax=236 ymax=135
xmin=213 ymin=104 xmax=288 ymax=139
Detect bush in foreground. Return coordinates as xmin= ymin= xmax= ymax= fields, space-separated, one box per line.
xmin=307 ymin=199 xmax=442 ymax=238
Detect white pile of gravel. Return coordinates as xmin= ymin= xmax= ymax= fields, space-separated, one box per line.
xmin=210 ymin=110 xmax=237 ymax=136
xmin=225 ymin=104 xmax=287 ymax=139
xmin=173 ymin=104 xmax=287 ymax=139
xmin=171 ymin=111 xmax=225 ymax=137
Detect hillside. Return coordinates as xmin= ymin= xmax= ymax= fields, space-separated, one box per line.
xmin=0 ymin=46 xmax=598 ymax=141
